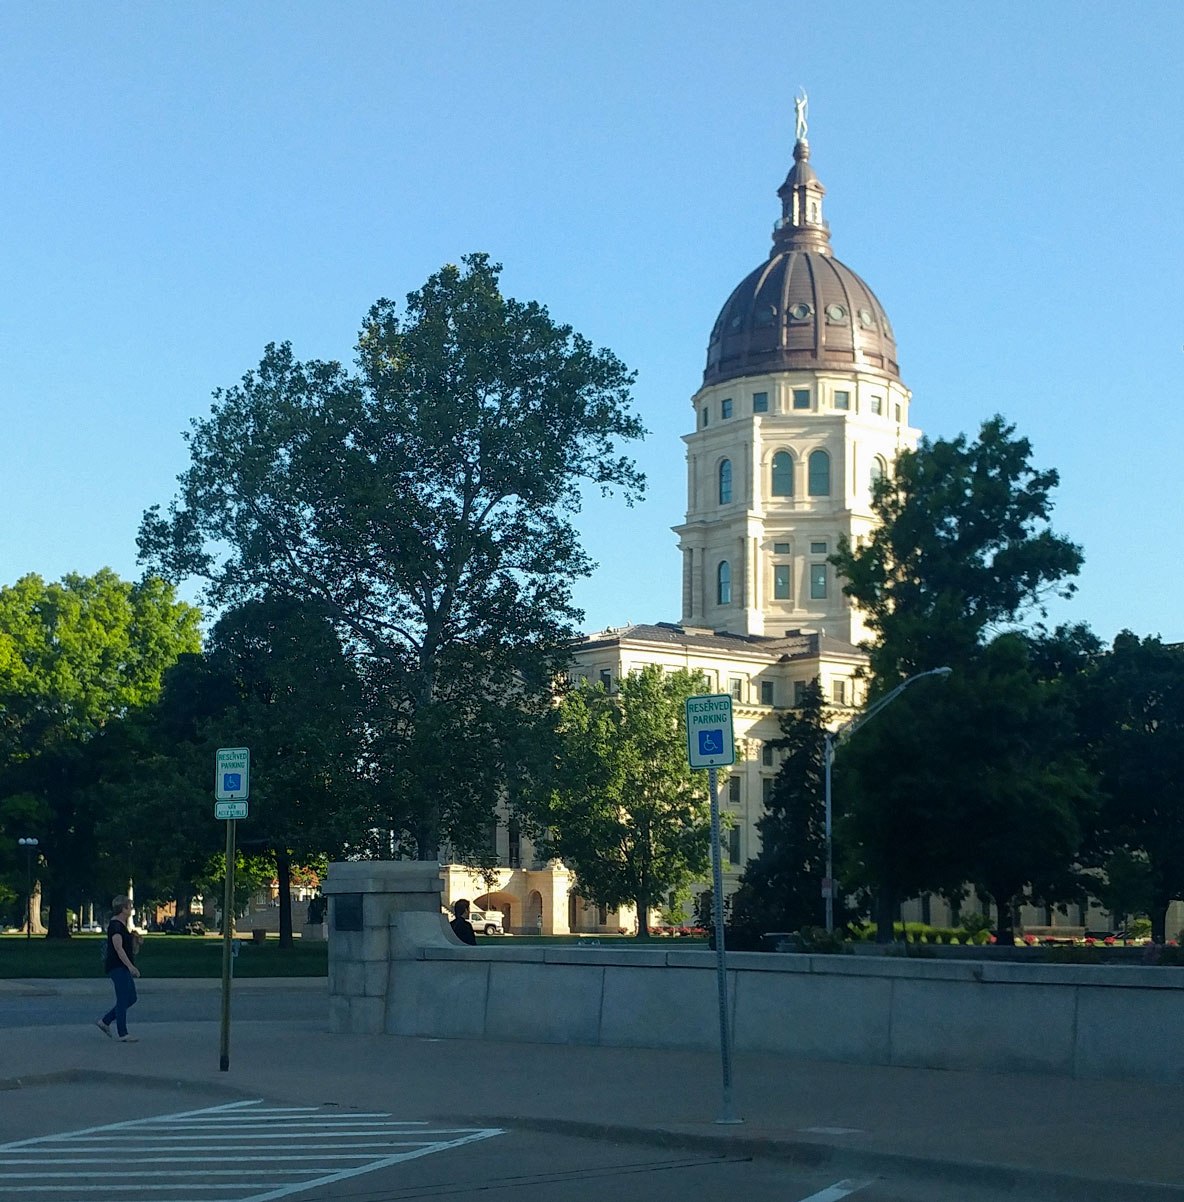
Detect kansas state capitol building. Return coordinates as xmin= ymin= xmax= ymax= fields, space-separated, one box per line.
xmin=444 ymin=102 xmax=919 ymax=933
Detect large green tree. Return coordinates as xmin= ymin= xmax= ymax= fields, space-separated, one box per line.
xmin=729 ymin=680 xmax=839 ymax=937
xmin=1080 ymin=632 xmax=1184 ymax=943
xmin=0 ymin=570 xmax=201 ymax=937
xmin=139 ymin=254 xmax=645 ymax=860
xmin=533 ymin=666 xmax=712 ymax=939
xmin=831 ymin=417 xmax=1087 ymax=943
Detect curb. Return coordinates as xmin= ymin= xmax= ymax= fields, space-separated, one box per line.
xmin=0 ymin=1067 xmax=261 ymax=1100
xmin=480 ymin=1116 xmax=1184 ymax=1202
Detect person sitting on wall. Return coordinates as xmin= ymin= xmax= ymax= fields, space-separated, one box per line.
xmin=450 ymin=899 xmax=477 ymax=946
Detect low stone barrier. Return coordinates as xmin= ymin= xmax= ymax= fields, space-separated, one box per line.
xmin=322 ymin=862 xmax=1184 ymax=1084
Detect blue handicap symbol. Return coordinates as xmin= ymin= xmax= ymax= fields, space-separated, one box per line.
xmin=223 ymin=773 xmax=242 ymax=792
xmin=698 ymin=729 xmax=723 ymax=755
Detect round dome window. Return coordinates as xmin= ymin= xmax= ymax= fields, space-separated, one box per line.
xmin=789 ymin=302 xmax=814 ymax=321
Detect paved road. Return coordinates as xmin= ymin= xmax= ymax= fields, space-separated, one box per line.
xmin=1 ymin=1082 xmax=1044 ymax=1202
xmin=0 ymin=982 xmax=315 ymax=1029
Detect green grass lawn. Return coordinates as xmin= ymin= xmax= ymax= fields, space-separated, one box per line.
xmin=0 ymin=932 xmax=328 ymax=979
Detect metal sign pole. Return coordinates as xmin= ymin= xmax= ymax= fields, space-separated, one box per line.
xmin=219 ymin=817 xmax=236 ymax=1072
xmin=709 ymin=764 xmax=741 ymax=1124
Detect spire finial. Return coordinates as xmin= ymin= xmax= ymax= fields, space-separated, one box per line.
xmin=794 ymin=88 xmax=808 ymax=143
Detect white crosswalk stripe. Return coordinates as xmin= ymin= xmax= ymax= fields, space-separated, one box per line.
xmin=0 ymin=1099 xmax=503 ymax=1201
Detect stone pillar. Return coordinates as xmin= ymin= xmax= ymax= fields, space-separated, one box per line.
xmin=322 ymin=861 xmax=449 ymax=1034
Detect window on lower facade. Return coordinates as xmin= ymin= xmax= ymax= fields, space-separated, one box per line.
xmin=810 ymin=563 xmax=828 ymax=599
xmin=832 ymin=679 xmax=847 ymax=705
xmin=793 ymin=680 xmax=808 ymax=705
xmin=719 ymin=459 xmax=733 ymax=504
xmin=773 ymin=564 xmax=792 ymax=600
xmin=762 ymin=742 xmax=775 ymax=767
xmin=752 ymin=391 xmax=769 ymax=413
xmin=792 ymin=388 xmax=810 ymax=410
xmin=760 ymin=679 xmax=775 ymax=705
xmin=701 ymin=407 xmax=709 ymax=428
xmin=761 ymin=778 xmax=774 ymax=806
xmin=721 ymin=397 xmax=733 ymax=419
xmin=834 ymin=390 xmax=850 ymax=410
xmin=870 ymin=395 xmax=883 ymax=416
xmin=599 ymin=668 xmax=613 ymax=690
xmin=728 ymin=776 xmax=741 ymax=804
xmin=729 ymin=676 xmax=743 ymax=701
xmin=727 ymin=826 xmax=741 ymax=866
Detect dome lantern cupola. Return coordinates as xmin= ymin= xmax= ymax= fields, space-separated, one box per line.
xmin=703 ymin=93 xmax=900 ymax=388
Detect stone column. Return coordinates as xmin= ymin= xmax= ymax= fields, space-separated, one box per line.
xmin=322 ymin=861 xmax=450 ymax=1034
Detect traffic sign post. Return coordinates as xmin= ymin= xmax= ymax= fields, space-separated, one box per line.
xmin=214 ymin=747 xmax=249 ymax=1072
xmin=685 ymin=694 xmax=741 ymax=1125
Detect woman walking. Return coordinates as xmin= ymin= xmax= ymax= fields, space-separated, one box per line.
xmin=96 ymin=895 xmax=141 ymax=1042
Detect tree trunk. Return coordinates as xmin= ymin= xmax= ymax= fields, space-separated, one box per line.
xmin=874 ymin=884 xmax=896 ymax=943
xmin=24 ymin=881 xmax=47 ymax=935
xmin=634 ymin=896 xmax=651 ymax=940
xmin=276 ymin=846 xmax=293 ymax=948
xmin=1152 ymin=897 xmax=1169 ymax=944
xmin=46 ymin=880 xmax=71 ymax=939
xmin=992 ymin=891 xmax=1016 ymax=945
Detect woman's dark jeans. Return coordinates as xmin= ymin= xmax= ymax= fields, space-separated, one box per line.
xmin=101 ymin=966 xmax=137 ymax=1037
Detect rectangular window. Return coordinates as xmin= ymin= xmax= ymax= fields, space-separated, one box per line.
xmin=870 ymin=395 xmax=883 ymax=416
xmin=773 ymin=564 xmax=792 ymax=600
xmin=809 ymin=540 xmax=827 ymax=554
xmin=762 ymin=742 xmax=774 ymax=767
xmin=895 ymin=403 xmax=902 ymax=423
xmin=599 ymin=668 xmax=613 ymax=690
xmin=701 ymin=407 xmax=709 ymax=428
xmin=721 ymin=397 xmax=733 ymax=419
xmin=762 ymin=778 xmax=774 ymax=806
xmin=832 ymin=679 xmax=847 ymax=705
xmin=792 ymin=388 xmax=811 ymax=410
xmin=773 ymin=541 xmax=791 ymax=554
xmin=834 ymin=390 xmax=850 ymax=411
xmin=810 ymin=563 xmax=828 ymax=599
xmin=728 ymin=776 xmax=741 ymax=804
xmin=793 ymin=680 xmax=807 ymax=705
xmin=729 ymin=676 xmax=743 ymax=701
xmin=752 ymin=391 xmax=769 ymax=413
xmin=760 ymin=679 xmax=775 ymax=706
xmin=728 ymin=825 xmax=741 ymax=866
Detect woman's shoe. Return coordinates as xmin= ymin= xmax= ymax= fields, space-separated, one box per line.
xmin=95 ymin=1020 xmax=112 ymax=1038
xmin=118 ymin=1035 xmax=139 ymax=1043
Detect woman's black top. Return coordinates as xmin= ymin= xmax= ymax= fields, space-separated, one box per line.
xmin=105 ymin=917 xmax=135 ymax=973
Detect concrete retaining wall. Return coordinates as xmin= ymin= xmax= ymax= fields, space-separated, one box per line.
xmin=383 ymin=940 xmax=1184 ymax=1084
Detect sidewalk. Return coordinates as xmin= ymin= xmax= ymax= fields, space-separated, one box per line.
xmin=4 ymin=977 xmax=1184 ymax=1200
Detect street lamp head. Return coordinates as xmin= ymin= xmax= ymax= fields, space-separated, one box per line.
xmin=932 ymin=666 xmax=953 ymax=678
xmin=19 ymin=837 xmax=39 ymax=848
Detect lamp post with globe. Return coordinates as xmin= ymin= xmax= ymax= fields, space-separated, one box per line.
xmin=17 ymin=837 xmax=39 ymax=939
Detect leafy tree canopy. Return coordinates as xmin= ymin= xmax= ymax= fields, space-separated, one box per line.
xmin=531 ymin=666 xmax=712 ymax=938
xmin=834 ymin=415 xmax=1083 ymax=685
xmin=138 ymin=254 xmax=646 ymax=858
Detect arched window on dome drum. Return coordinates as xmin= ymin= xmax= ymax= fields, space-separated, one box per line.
xmin=870 ymin=455 xmax=887 ymax=493
xmin=808 ymin=450 xmax=831 ymax=497
xmin=717 ymin=561 xmax=732 ymax=605
xmin=771 ymin=451 xmax=794 ymax=497
xmin=718 ymin=459 xmax=733 ymax=505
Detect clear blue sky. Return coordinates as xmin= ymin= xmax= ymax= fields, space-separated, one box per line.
xmin=2 ymin=4 xmax=1181 ymax=646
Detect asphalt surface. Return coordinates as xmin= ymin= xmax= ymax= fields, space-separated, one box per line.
xmin=3 ymin=977 xmax=1184 ymax=1202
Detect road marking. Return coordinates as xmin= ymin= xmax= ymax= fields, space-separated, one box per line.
xmin=798 ymin=1126 xmax=864 ymax=1135
xmin=797 ymin=1181 xmax=873 ymax=1202
xmin=0 ymin=1099 xmax=503 ymax=1201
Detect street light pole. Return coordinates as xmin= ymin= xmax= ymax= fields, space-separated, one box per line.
xmin=823 ymin=667 xmax=952 ymax=933
xmin=18 ymin=837 xmax=39 ymax=940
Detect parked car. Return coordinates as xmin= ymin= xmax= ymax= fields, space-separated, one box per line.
xmin=469 ymin=908 xmax=504 ymax=935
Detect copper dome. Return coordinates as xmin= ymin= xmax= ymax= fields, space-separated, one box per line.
xmin=704 ymin=138 xmax=900 ymax=388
